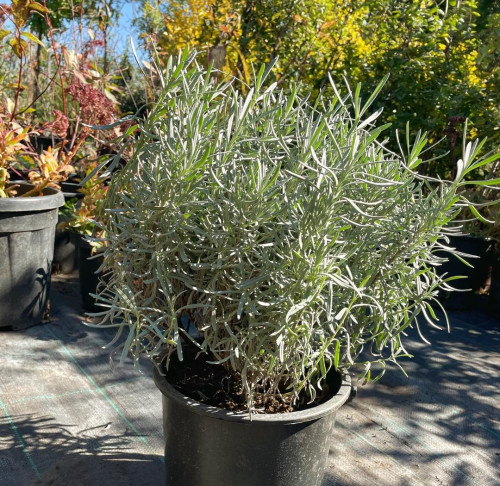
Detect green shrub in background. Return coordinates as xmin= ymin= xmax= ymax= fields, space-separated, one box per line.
xmin=137 ymin=0 xmax=499 ymax=180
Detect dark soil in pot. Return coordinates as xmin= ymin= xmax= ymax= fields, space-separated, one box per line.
xmin=164 ymin=346 xmax=340 ymax=414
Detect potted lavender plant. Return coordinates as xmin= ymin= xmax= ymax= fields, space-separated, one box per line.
xmin=88 ymin=50 xmax=499 ymax=485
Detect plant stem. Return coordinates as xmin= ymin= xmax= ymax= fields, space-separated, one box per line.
xmin=43 ymin=0 xmax=66 ymax=116
xmin=20 ymin=180 xmax=49 ymax=198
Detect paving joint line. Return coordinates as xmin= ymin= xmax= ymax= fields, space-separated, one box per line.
xmin=0 ymin=399 xmax=42 ymax=480
xmin=46 ymin=325 xmax=164 ymax=463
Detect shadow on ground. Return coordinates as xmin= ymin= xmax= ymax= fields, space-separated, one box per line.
xmin=0 ymin=412 xmax=164 ymax=486
xmin=323 ymin=309 xmax=499 ymax=486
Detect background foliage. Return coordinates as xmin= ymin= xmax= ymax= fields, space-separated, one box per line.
xmin=136 ymin=0 xmax=499 ymax=179
xmin=0 ymin=1 xmax=498 ymax=219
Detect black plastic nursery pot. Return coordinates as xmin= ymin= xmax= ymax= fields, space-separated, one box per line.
xmin=52 ymin=182 xmax=85 ymax=274
xmin=153 ymin=366 xmax=351 ymax=486
xmin=0 ymin=182 xmax=64 ymax=329
xmin=490 ymin=250 xmax=500 ymax=318
xmin=437 ymin=235 xmax=498 ymax=313
xmin=53 ymin=229 xmax=79 ymax=274
xmin=77 ymin=236 xmax=106 ymax=312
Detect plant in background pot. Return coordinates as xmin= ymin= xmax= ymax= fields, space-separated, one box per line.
xmin=89 ymin=51 xmax=499 ymax=486
xmin=1 ymin=0 xmax=124 ymax=280
xmin=0 ymin=0 xmax=115 ymax=328
xmin=52 ymin=181 xmax=85 ymax=275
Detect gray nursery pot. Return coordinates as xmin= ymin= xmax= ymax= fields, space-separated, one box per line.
xmin=153 ymin=366 xmax=351 ymax=486
xmin=0 ymin=182 xmax=64 ymax=329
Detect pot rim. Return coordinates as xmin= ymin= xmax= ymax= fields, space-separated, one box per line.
xmin=153 ymin=365 xmax=351 ymax=424
xmin=61 ymin=181 xmax=85 ymax=200
xmin=0 ymin=181 xmax=65 ymax=211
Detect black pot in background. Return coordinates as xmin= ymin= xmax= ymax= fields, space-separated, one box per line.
xmin=488 ymin=248 xmax=500 ymax=318
xmin=53 ymin=230 xmax=79 ymax=274
xmin=60 ymin=182 xmax=84 ymax=200
xmin=153 ymin=366 xmax=351 ymax=486
xmin=52 ymin=182 xmax=85 ymax=274
xmin=31 ymin=134 xmax=62 ymax=153
xmin=0 ymin=182 xmax=64 ymax=329
xmin=77 ymin=236 xmax=107 ymax=312
xmin=437 ymin=235 xmax=498 ymax=315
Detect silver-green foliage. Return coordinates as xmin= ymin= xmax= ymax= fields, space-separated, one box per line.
xmin=91 ymin=50 xmax=499 ymax=412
